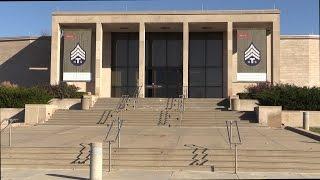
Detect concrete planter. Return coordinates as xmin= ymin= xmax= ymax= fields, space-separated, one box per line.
xmin=282 ymin=111 xmax=320 ymax=127
xmin=231 ymin=98 xmax=259 ymax=111
xmin=256 ymin=106 xmax=282 ymax=127
xmin=24 ymin=104 xmax=57 ymax=125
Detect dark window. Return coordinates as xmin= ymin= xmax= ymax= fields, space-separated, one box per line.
xmin=189 ymin=32 xmax=223 ymax=98
xmin=111 ymin=33 xmax=139 ymax=97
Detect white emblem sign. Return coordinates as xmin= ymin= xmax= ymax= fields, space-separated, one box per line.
xmin=244 ymin=43 xmax=261 ymax=66
xmin=70 ymin=43 xmax=86 ymax=66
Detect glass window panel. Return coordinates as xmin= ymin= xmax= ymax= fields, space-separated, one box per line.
xmin=189 ymin=68 xmax=205 ymax=86
xmin=127 ymin=68 xmax=138 ymax=86
xmin=112 ymin=87 xmax=122 ymax=97
xmin=152 ymin=39 xmax=166 ymax=67
xmin=154 ymin=69 xmax=167 ymax=85
xmin=114 ymin=39 xmax=128 ymax=67
xmin=206 ymin=87 xmax=223 ymax=98
xmin=128 ymin=35 xmax=139 ymax=67
xmin=127 ymin=87 xmax=136 ymax=97
xmin=189 ymin=38 xmax=205 ymax=67
xmin=189 ymin=87 xmax=205 ymax=98
xmin=206 ymin=39 xmax=223 ymax=67
xmin=206 ymin=68 xmax=223 ymax=86
xmin=154 ymin=85 xmax=167 ymax=98
xmin=167 ymin=39 xmax=182 ymax=67
xmin=111 ymin=68 xmax=127 ymax=86
xmin=168 ymin=85 xmax=181 ymax=98
xmin=166 ymin=69 xmax=182 ymax=85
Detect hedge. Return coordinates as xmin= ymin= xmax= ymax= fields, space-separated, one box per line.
xmin=238 ymin=83 xmax=320 ymax=111
xmin=37 ymin=82 xmax=84 ymax=99
xmin=0 ymin=87 xmax=53 ymax=108
xmin=0 ymin=82 xmax=86 ymax=108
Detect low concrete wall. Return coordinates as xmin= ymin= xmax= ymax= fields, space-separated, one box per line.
xmin=0 ymin=108 xmax=24 ymax=128
xmin=49 ymin=98 xmax=81 ymax=110
xmin=256 ymin=106 xmax=282 ymax=127
xmin=282 ymin=111 xmax=320 ymax=127
xmin=231 ymin=98 xmax=258 ymax=111
xmin=24 ymin=104 xmax=57 ymax=125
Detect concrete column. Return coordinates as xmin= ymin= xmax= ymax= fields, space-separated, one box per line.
xmin=50 ymin=19 xmax=61 ymax=85
xmin=95 ymin=23 xmax=103 ymax=96
xmin=272 ymin=17 xmax=280 ymax=83
xmin=104 ymin=32 xmax=112 ymax=97
xmin=183 ymin=22 xmax=189 ymax=98
xmin=90 ymin=142 xmax=103 ymax=180
xmin=227 ymin=22 xmax=233 ymax=97
xmin=138 ymin=22 xmax=146 ymax=98
xmin=267 ymin=32 xmax=272 ymax=82
xmin=303 ymin=111 xmax=310 ymax=131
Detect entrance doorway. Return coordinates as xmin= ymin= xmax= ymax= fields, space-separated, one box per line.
xmin=145 ymin=32 xmax=183 ymax=97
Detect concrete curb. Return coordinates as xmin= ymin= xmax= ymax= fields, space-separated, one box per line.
xmin=285 ymin=126 xmax=320 ymax=141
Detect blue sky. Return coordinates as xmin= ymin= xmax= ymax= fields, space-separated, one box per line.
xmin=0 ymin=0 xmax=319 ymax=37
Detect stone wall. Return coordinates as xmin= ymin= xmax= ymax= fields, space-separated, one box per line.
xmin=280 ymin=35 xmax=320 ymax=87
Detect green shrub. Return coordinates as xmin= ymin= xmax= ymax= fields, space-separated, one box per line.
xmin=238 ymin=83 xmax=320 ymax=110
xmin=37 ymin=82 xmax=85 ymax=99
xmin=0 ymin=87 xmax=53 ymax=108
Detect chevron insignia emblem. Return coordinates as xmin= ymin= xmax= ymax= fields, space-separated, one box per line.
xmin=70 ymin=43 xmax=86 ymax=66
xmin=244 ymin=43 xmax=261 ymax=66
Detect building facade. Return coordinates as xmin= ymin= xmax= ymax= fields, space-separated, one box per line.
xmin=50 ymin=10 xmax=280 ymax=98
xmin=1 ymin=10 xmax=319 ymax=98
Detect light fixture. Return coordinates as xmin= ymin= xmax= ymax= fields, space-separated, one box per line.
xmin=201 ymin=27 xmax=212 ymax=30
xmin=120 ymin=27 xmax=128 ymax=30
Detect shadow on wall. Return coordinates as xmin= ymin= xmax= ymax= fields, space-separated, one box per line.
xmin=0 ymin=36 xmax=51 ymax=87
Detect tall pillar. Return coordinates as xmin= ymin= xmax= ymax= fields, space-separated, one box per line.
xmin=183 ymin=22 xmax=189 ymax=98
xmin=95 ymin=23 xmax=103 ymax=96
xmin=272 ymin=17 xmax=280 ymax=83
xmin=50 ymin=19 xmax=61 ymax=85
xmin=227 ymin=22 xmax=233 ymax=97
xmin=138 ymin=22 xmax=146 ymax=98
xmin=267 ymin=32 xmax=272 ymax=82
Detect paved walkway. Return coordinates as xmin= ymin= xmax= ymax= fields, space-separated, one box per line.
xmin=2 ymin=168 xmax=320 ymax=179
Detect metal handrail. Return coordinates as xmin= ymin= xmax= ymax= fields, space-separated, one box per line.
xmin=225 ymin=120 xmax=242 ymax=174
xmin=178 ymin=95 xmax=185 ymax=127
xmin=131 ymin=86 xmax=142 ymax=109
xmin=116 ymin=95 xmax=129 ymax=113
xmin=104 ymin=117 xmax=124 ymax=172
xmin=1 ymin=118 xmax=19 ymax=147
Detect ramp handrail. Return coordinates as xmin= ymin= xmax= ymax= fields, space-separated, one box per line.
xmin=225 ymin=120 xmax=242 ymax=174
xmin=104 ymin=117 xmax=124 ymax=172
xmin=1 ymin=118 xmax=19 ymax=147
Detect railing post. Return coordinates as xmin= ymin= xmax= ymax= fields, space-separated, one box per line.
xmin=235 ymin=144 xmax=238 ymax=174
xmin=90 ymin=142 xmax=103 ymax=180
xmin=9 ymin=122 xmax=12 ymax=147
xmin=118 ymin=118 xmax=120 ymax=148
xmin=108 ymin=141 xmax=112 ymax=172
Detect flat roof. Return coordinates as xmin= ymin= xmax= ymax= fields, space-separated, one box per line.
xmin=53 ymin=9 xmax=280 ymax=16
xmin=280 ymin=35 xmax=320 ymax=39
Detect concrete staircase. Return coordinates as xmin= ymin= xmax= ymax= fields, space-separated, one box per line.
xmin=2 ymin=146 xmax=320 ymax=173
xmin=44 ymin=98 xmax=257 ymax=127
